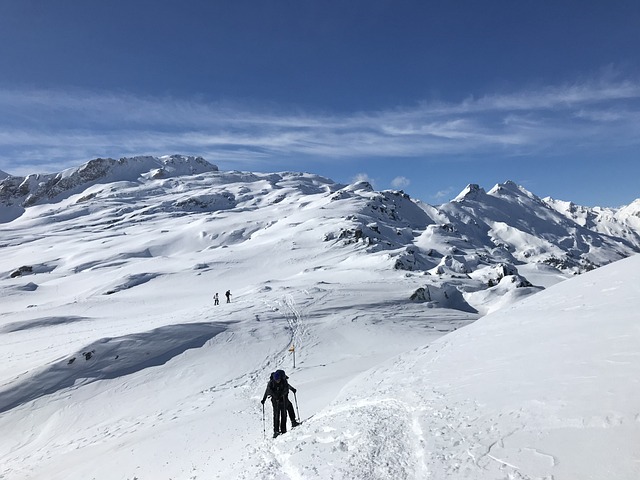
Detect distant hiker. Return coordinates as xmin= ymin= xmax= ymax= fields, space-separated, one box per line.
xmin=213 ymin=293 xmax=219 ymax=305
xmin=261 ymin=369 xmax=299 ymax=438
xmin=225 ymin=290 xmax=232 ymax=303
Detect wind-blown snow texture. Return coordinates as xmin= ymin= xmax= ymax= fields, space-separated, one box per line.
xmin=0 ymin=155 xmax=639 ymax=479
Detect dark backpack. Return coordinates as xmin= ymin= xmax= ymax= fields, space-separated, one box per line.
xmin=269 ymin=369 xmax=289 ymax=397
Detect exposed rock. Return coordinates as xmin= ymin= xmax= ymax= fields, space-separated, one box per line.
xmin=0 ymin=155 xmax=219 ymax=209
xmin=10 ymin=266 xmax=33 ymax=278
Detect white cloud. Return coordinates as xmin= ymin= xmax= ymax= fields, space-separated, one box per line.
xmin=391 ymin=176 xmax=410 ymax=189
xmin=352 ymin=173 xmax=375 ymax=188
xmin=434 ymin=188 xmax=454 ymax=201
xmin=1 ymin=74 xmax=640 ymax=173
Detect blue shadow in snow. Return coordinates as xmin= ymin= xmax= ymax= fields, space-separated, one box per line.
xmin=0 ymin=321 xmax=230 ymax=414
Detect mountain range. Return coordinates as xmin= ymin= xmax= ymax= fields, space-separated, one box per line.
xmin=2 ymin=155 xmax=639 ymax=315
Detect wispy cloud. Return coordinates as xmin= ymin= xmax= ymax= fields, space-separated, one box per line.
xmin=391 ymin=176 xmax=410 ymax=189
xmin=434 ymin=188 xmax=455 ymax=201
xmin=352 ymin=173 xmax=375 ymax=188
xmin=1 ymin=74 xmax=639 ymax=174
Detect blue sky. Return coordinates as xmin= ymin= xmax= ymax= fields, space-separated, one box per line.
xmin=0 ymin=1 xmax=639 ymax=206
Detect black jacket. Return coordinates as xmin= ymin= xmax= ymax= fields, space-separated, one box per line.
xmin=262 ymin=377 xmax=297 ymax=404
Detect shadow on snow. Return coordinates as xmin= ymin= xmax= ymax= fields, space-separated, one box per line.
xmin=0 ymin=321 xmax=230 ymax=414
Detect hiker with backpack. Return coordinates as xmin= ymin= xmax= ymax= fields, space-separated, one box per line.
xmin=261 ymin=369 xmax=299 ymax=438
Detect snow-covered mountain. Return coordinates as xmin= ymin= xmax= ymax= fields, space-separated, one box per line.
xmin=440 ymin=181 xmax=640 ymax=272
xmin=614 ymin=198 xmax=640 ymax=232
xmin=0 ymin=155 xmax=217 ymax=222
xmin=1 ymin=155 xmax=639 ymax=313
xmin=545 ymin=195 xmax=640 ymax=250
xmin=0 ymin=156 xmax=639 ymax=479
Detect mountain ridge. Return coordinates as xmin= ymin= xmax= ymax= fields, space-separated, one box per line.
xmin=1 ymin=155 xmax=639 ymax=316
xmin=0 ymin=155 xmax=217 ymax=219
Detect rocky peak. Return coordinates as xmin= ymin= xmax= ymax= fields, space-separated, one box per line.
xmin=453 ymin=183 xmax=486 ymax=202
xmin=0 ymin=155 xmax=218 ymax=209
xmin=488 ymin=180 xmax=533 ymax=198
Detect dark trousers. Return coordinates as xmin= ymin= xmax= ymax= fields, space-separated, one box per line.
xmin=271 ymin=398 xmax=296 ymax=433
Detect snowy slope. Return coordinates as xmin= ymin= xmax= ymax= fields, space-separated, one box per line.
xmin=264 ymin=253 xmax=640 ymax=480
xmin=0 ymin=155 xmax=217 ymax=223
xmin=440 ymin=181 xmax=639 ymax=272
xmin=615 ymin=198 xmax=640 ymax=231
xmin=545 ymin=195 xmax=640 ymax=253
xmin=0 ymin=157 xmax=639 ymax=479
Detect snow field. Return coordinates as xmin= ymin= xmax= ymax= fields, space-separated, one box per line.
xmin=1 ymin=159 xmax=639 ymax=479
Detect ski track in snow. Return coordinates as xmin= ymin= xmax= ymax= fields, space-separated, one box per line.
xmin=201 ymin=286 xmax=475 ymax=480
xmin=238 ymin=339 xmax=594 ymax=480
xmin=245 ymin=397 xmax=453 ymax=480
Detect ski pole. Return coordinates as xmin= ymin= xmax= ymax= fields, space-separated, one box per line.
xmin=262 ymin=402 xmax=266 ymax=439
xmin=293 ymin=391 xmax=300 ymax=421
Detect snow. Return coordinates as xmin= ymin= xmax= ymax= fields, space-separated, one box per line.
xmin=616 ymin=199 xmax=640 ymax=231
xmin=265 ymin=255 xmax=640 ymax=479
xmin=0 ymin=160 xmax=639 ymax=479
